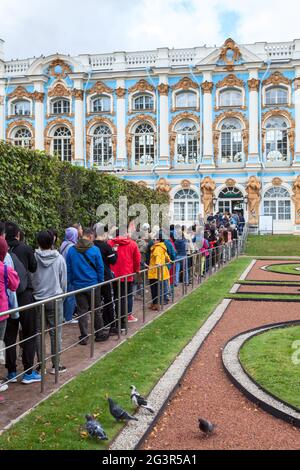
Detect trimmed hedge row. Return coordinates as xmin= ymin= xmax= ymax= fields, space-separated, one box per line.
xmin=0 ymin=142 xmax=168 ymax=244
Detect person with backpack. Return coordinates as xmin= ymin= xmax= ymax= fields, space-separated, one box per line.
xmin=32 ymin=231 xmax=68 ymax=375
xmin=66 ymin=228 xmax=107 ymax=345
xmin=60 ymin=227 xmax=79 ymax=324
xmin=4 ymin=222 xmax=40 ymax=385
xmin=0 ymin=238 xmax=20 ymax=402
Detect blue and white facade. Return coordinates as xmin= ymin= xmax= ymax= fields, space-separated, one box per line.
xmin=1 ymin=37 xmax=300 ymax=233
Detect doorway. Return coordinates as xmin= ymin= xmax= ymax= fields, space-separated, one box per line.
xmin=218 ymin=187 xmax=244 ymax=215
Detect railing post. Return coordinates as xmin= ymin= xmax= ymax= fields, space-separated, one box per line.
xmin=125 ymin=277 xmax=128 ymax=336
xmin=41 ymin=303 xmax=46 ymax=393
xmin=160 ymin=265 xmax=164 ymax=311
xmin=191 ymin=254 xmax=195 ymax=289
xmin=142 ymin=270 xmax=146 ymax=323
xmin=117 ymin=279 xmax=121 ymax=339
xmin=157 ymin=269 xmax=161 ymax=311
xmin=182 ymin=259 xmax=185 ymax=297
xmin=54 ymin=300 xmax=59 ymax=384
xmin=209 ymin=250 xmax=212 ymax=277
xmin=90 ymin=287 xmax=95 ymax=359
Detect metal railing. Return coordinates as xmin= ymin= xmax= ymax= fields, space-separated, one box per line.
xmin=0 ymin=238 xmax=246 ymax=393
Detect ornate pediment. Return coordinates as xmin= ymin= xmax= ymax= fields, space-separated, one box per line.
xmin=216 ymin=74 xmax=244 ymax=89
xmin=218 ymin=38 xmax=242 ymax=70
xmin=201 ymin=81 xmax=214 ymax=94
xmin=48 ymin=59 xmax=72 ymax=78
xmin=272 ymin=177 xmax=283 ymax=187
xmin=248 ymin=78 xmax=260 ymax=92
xmin=157 ymin=178 xmax=171 ymax=193
xmin=158 ymin=83 xmax=169 ymax=96
xmin=8 ymin=86 xmax=32 ymax=100
xmin=172 ymin=77 xmax=198 ymax=91
xmin=48 ymin=81 xmax=71 ymax=98
xmin=263 ymin=71 xmax=291 ymax=87
xmin=128 ymin=79 xmax=154 ymax=94
xmin=115 ymin=87 xmax=127 ymax=98
xmin=88 ymin=81 xmax=113 ymax=96
xmin=225 ymin=179 xmax=236 ymax=188
xmin=181 ymin=180 xmax=191 ymax=190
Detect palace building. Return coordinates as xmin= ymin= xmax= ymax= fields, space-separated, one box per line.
xmin=1 ymin=37 xmax=300 ymax=233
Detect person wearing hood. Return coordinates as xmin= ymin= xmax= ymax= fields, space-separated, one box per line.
xmin=108 ymin=231 xmax=141 ymax=325
xmin=67 ymin=228 xmax=107 ymax=345
xmin=60 ymin=227 xmax=79 ymax=323
xmin=148 ymin=233 xmax=170 ymax=311
xmin=32 ymin=231 xmax=67 ymax=375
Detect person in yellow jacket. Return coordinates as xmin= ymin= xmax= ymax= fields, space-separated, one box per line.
xmin=148 ymin=237 xmax=170 ymax=311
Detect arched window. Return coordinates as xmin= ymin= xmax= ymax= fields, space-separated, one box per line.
xmin=220 ymin=118 xmax=243 ymax=163
xmin=12 ymin=100 xmax=31 ymax=116
xmin=264 ymin=187 xmax=291 ymax=221
xmin=175 ymin=92 xmax=197 ymax=109
xmin=92 ymin=96 xmax=111 ymax=113
xmin=51 ymin=99 xmax=70 ymax=115
xmin=265 ymin=87 xmax=288 ymax=105
xmin=175 ymin=120 xmax=198 ymax=164
xmin=134 ymin=123 xmax=155 ymax=166
xmin=13 ymin=128 xmax=32 ymax=148
xmin=265 ymin=117 xmax=288 ymax=162
xmin=174 ymin=189 xmax=199 ymax=222
xmin=133 ymin=94 xmax=154 ymax=111
xmin=92 ymin=125 xmax=113 ymax=167
xmin=219 ymin=89 xmax=243 ymax=107
xmin=53 ymin=126 xmax=72 ymax=162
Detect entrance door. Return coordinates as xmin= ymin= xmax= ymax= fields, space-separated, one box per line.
xmin=218 ymin=187 xmax=244 ymax=215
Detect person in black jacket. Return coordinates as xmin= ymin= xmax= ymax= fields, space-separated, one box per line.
xmin=94 ymin=224 xmax=118 ymax=335
xmin=4 ymin=222 xmax=41 ymax=385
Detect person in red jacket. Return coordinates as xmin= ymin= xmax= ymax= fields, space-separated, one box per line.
xmin=108 ymin=232 xmax=141 ymax=325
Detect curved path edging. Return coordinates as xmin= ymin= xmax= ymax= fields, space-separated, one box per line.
xmin=222 ymin=321 xmax=300 ymax=428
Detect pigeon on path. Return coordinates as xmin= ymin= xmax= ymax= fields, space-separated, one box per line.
xmin=85 ymin=415 xmax=108 ymax=441
xmin=130 ymin=385 xmax=155 ymax=414
xmin=108 ymin=398 xmax=138 ymax=422
xmin=199 ymin=418 xmax=216 ymax=436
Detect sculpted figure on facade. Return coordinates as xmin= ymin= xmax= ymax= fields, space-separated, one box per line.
xmin=201 ymin=177 xmax=216 ymax=218
xmin=246 ymin=176 xmax=261 ymax=225
xmin=292 ymin=176 xmax=300 ymax=224
xmin=156 ymin=178 xmax=171 ymax=194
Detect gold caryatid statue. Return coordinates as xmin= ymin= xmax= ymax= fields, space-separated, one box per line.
xmin=246 ymin=176 xmax=261 ymax=225
xmin=201 ymin=177 xmax=216 ymax=218
xmin=293 ymin=176 xmax=300 ymax=224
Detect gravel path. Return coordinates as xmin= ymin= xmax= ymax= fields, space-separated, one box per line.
xmin=247 ymin=260 xmax=300 ymax=282
xmin=142 ymin=261 xmax=300 ymax=450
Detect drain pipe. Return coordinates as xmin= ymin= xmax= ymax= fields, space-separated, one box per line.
xmin=146 ymin=67 xmax=160 ymax=165
xmin=83 ymin=69 xmax=92 ymax=168
xmin=3 ymin=76 xmax=11 ymax=142
xmin=189 ymin=65 xmax=203 ymax=168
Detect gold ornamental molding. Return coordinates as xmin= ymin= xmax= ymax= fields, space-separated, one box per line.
xmin=262 ymin=109 xmax=295 ymax=128
xmin=213 ymin=111 xmax=249 ymax=162
xmin=293 ymin=176 xmax=300 ymax=224
xmin=156 ymin=178 xmax=171 ymax=194
xmin=0 ymin=96 xmax=4 ymax=106
xmin=115 ymin=87 xmax=127 ymax=98
xmin=181 ymin=179 xmax=191 ymax=190
xmin=128 ymin=79 xmax=154 ymax=94
xmin=288 ymin=129 xmax=295 ymax=158
xmin=72 ymin=89 xmax=84 ymax=100
xmin=126 ymin=114 xmax=157 ymax=162
xmin=32 ymin=92 xmax=45 ymax=103
xmin=201 ymin=81 xmax=214 ymax=94
xmin=6 ymin=119 xmax=35 ymax=145
xmin=87 ymin=81 xmax=113 ymax=96
xmin=263 ymin=71 xmax=291 ymax=87
xmin=48 ymin=81 xmax=71 ymax=98
xmin=246 ymin=176 xmax=261 ymax=226
xmin=86 ymin=116 xmax=117 ymax=165
xmin=294 ymin=78 xmax=300 ymax=90
xmin=225 ymin=179 xmax=236 ymax=187
xmin=213 ymin=111 xmax=249 ymax=131
xmin=218 ymin=38 xmax=242 ymax=71
xmin=172 ymin=77 xmax=198 ymax=91
xmin=216 ymin=74 xmax=244 ymax=89
xmin=8 ymin=86 xmax=32 ymax=101
xmin=169 ymin=112 xmax=199 ymax=166
xmin=157 ymin=83 xmax=169 ymax=96
xmin=272 ymin=177 xmax=283 ymax=187
xmin=44 ymin=118 xmax=74 ymax=154
xmin=48 ymin=59 xmax=72 ymax=78
xmin=201 ymin=177 xmax=216 ymax=218
xmin=213 ymin=130 xmax=220 ymax=160
xmin=248 ymin=78 xmax=260 ymax=92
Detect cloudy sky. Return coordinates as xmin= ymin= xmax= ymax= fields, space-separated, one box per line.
xmin=1 ymin=0 xmax=300 ymax=59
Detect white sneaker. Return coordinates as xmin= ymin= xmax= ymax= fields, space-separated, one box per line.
xmin=0 ymin=382 xmax=8 ymax=392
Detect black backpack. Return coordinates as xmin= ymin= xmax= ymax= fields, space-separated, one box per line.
xmin=9 ymin=252 xmax=29 ymax=294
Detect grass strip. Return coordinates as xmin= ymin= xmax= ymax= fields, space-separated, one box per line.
xmin=239 ymin=280 xmax=300 ymax=286
xmin=0 ymin=258 xmax=250 ymax=450
xmin=240 ymin=326 xmax=300 ymax=410
xmin=265 ymin=264 xmax=300 ymax=276
xmin=245 ymin=235 xmax=300 ymax=257
xmin=227 ymin=293 xmax=300 ymax=302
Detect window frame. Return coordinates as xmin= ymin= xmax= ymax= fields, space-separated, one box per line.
xmin=51 ymin=98 xmax=71 ymax=115
xmin=219 ymin=118 xmax=244 ymax=165
xmin=12 ymin=127 xmax=32 ymax=149
xmin=11 ymin=99 xmax=32 ymax=117
xmin=52 ymin=126 xmax=72 ymax=162
xmin=264 ymin=85 xmax=290 ymax=106
xmin=174 ymin=119 xmax=199 ymax=165
xmin=263 ymin=186 xmax=291 ymax=221
xmin=133 ymin=122 xmax=155 ymax=167
xmin=173 ymin=188 xmax=200 ymax=223
xmin=92 ymin=124 xmax=113 ymax=168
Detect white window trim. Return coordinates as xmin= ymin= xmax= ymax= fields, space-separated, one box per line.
xmin=8 ymin=98 xmax=33 ymax=117
xmin=48 ymin=124 xmax=72 ymax=159
xmin=217 ymin=118 xmax=245 ymax=166
xmin=87 ymin=92 xmax=114 ymax=114
xmin=172 ymin=89 xmax=199 ymax=111
xmin=131 ymin=122 xmax=156 ymax=169
xmin=89 ymin=123 xmax=114 ymax=168
xmin=48 ymin=97 xmax=72 ymax=116
xmin=174 ymin=120 xmax=199 ymax=167
xmin=263 ymin=118 xmax=290 ymax=165
xmin=216 ymin=86 xmax=245 ymax=109
xmin=262 ymin=183 xmax=293 ymax=222
xmin=129 ymin=91 xmax=156 ymax=113
xmin=262 ymin=84 xmax=291 ymax=107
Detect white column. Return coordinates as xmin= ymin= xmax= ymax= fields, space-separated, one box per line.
xmin=294 ymin=66 xmax=300 ymax=164
xmin=247 ymin=70 xmax=260 ymax=165
xmin=74 ymin=78 xmax=84 ymax=163
xmin=0 ymin=79 xmax=5 ymax=141
xmin=33 ymin=81 xmax=45 ymax=151
xmin=201 ymin=72 xmax=214 ymax=167
xmin=158 ymin=75 xmax=169 ymax=163
xmin=116 ymin=78 xmax=126 ymax=166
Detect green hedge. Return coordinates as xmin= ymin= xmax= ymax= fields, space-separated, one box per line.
xmin=0 ymin=142 xmax=169 ymax=244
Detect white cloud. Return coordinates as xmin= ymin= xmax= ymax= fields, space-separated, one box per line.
xmin=1 ymin=0 xmax=300 ymax=59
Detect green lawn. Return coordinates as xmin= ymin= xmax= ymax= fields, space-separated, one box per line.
xmin=246 ymin=235 xmax=300 ymax=257
xmin=240 ymin=326 xmax=300 ymax=410
xmin=0 ymin=258 xmax=250 ymax=450
xmin=227 ymin=293 xmax=300 ymax=301
xmin=266 ymin=263 xmax=300 ymax=276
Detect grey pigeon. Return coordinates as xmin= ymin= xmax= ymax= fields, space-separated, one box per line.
xmin=199 ymin=418 xmax=216 ymax=436
xmin=85 ymin=415 xmax=108 ymax=441
xmin=130 ymin=385 xmax=154 ymax=414
xmin=108 ymin=398 xmax=138 ymax=422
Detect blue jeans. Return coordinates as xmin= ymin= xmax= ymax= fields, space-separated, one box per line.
xmin=175 ymin=256 xmax=189 ymax=285
xmin=63 ymin=282 xmax=76 ymax=322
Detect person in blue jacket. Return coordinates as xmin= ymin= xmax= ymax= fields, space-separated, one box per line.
xmin=67 ymin=227 xmax=107 ymax=345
